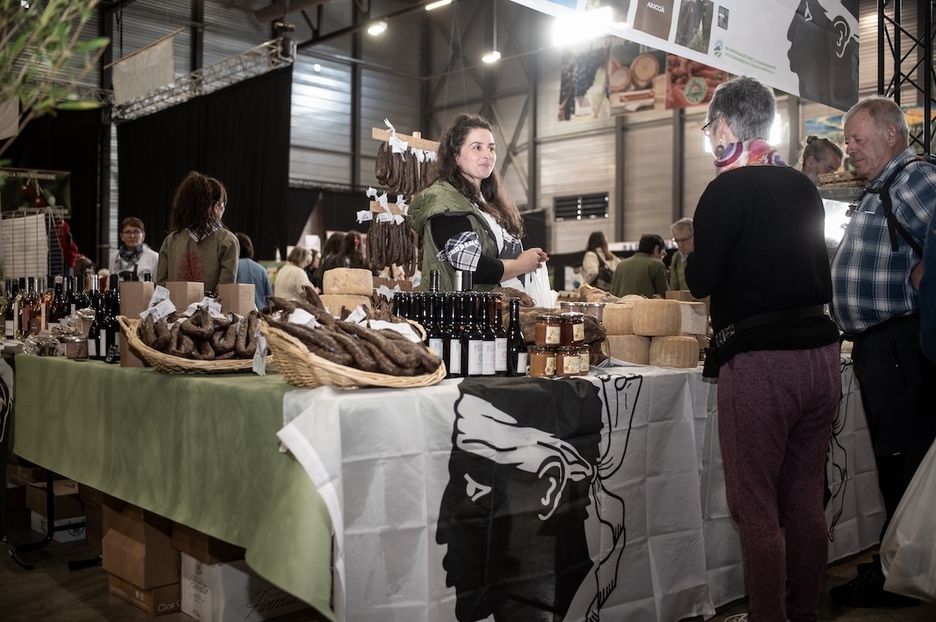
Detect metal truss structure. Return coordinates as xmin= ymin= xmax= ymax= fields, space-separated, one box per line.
xmin=110 ymin=36 xmax=296 ymax=123
xmin=879 ymin=0 xmax=936 ymax=155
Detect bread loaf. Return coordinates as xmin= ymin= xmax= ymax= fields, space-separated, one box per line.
xmin=323 ymin=268 xmax=374 ymax=295
xmin=632 ymin=299 xmax=681 ymax=336
xmin=606 ymin=334 xmax=650 ymax=365
xmin=649 ymin=335 xmax=700 ymax=368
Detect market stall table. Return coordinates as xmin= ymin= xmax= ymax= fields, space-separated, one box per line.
xmin=10 ymin=355 xmax=335 ymax=620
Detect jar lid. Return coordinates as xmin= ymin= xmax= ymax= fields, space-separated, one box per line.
xmin=559 ymin=312 xmax=585 ymax=320
xmin=537 ymin=314 xmax=562 ymax=322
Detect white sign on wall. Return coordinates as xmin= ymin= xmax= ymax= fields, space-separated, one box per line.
xmin=513 ymin=0 xmax=860 ymax=111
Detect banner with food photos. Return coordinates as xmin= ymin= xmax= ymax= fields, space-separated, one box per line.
xmin=558 ymin=37 xmax=730 ymax=121
xmin=517 ymin=0 xmax=859 ymax=112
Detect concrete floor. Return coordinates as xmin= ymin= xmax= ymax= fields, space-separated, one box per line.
xmin=2 ymin=506 xmax=934 ymax=622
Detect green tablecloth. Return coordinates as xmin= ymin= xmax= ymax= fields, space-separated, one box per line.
xmin=12 ymin=355 xmax=335 ymax=621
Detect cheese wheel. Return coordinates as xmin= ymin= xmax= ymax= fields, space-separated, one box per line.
xmin=632 ymin=299 xmax=681 ymax=336
xmin=649 ymin=335 xmax=700 ymax=368
xmin=679 ymin=301 xmax=708 ymax=336
xmin=606 ymin=334 xmax=650 ymax=365
xmin=323 ymin=268 xmax=373 ymax=295
xmin=602 ymin=302 xmax=634 ymax=335
xmin=320 ymin=294 xmax=372 ymax=317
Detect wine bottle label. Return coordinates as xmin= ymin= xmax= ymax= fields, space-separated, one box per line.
xmin=88 ymin=340 xmax=98 ymax=358
xmin=4 ymin=320 xmax=13 ymax=338
xmin=516 ymin=352 xmax=529 ymax=375
xmin=495 ymin=338 xmax=507 ymax=371
xmin=428 ymin=338 xmax=444 ymax=360
xmin=482 ymin=341 xmax=496 ymax=376
xmin=449 ymin=340 xmax=462 ymax=374
xmin=468 ymin=339 xmax=484 ymax=375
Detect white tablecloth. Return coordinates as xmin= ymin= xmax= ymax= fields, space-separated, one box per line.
xmin=278 ymin=358 xmax=883 ymax=622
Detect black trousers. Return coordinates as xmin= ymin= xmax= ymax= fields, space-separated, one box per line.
xmin=850 ymin=314 xmax=936 ymax=535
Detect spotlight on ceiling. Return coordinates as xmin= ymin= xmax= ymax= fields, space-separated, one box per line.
xmin=425 ymin=0 xmax=452 ymax=10
xmin=482 ymin=50 xmax=501 ymax=63
xmin=254 ymin=0 xmax=330 ymax=23
xmin=367 ymin=20 xmax=388 ymax=36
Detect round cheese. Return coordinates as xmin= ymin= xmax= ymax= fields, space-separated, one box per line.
xmin=607 ymin=334 xmax=650 ymax=365
xmin=678 ymin=301 xmax=708 ymax=336
xmin=632 ymin=298 xmax=681 ymax=336
xmin=320 ymin=294 xmax=372 ymax=317
xmin=323 ymin=268 xmax=374 ymax=295
xmin=602 ymin=302 xmax=634 ymax=335
xmin=649 ymin=335 xmax=700 ymax=368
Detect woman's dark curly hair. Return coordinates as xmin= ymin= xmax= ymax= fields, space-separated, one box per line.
xmin=427 ymin=113 xmax=524 ymax=238
xmin=168 ymin=171 xmax=228 ymax=240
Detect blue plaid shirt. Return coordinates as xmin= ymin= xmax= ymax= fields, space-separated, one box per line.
xmin=830 ymin=148 xmax=936 ymax=333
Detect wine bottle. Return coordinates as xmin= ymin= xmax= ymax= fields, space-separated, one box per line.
xmin=460 ymin=292 xmax=484 ymax=377
xmin=21 ymin=277 xmax=40 ymax=338
xmin=480 ymin=293 xmax=496 ymax=377
xmin=491 ymin=293 xmax=507 ymax=375
xmin=4 ymin=279 xmax=19 ymax=339
xmin=444 ymin=293 xmax=463 ymax=378
xmin=103 ymin=274 xmax=122 ymax=363
xmin=428 ymin=269 xmax=440 ymax=293
xmin=87 ymin=275 xmax=103 ymax=360
xmin=424 ymin=293 xmax=444 ymax=361
xmin=506 ymin=297 xmax=529 ymax=377
xmin=69 ymin=275 xmax=89 ymax=316
xmin=48 ymin=276 xmax=66 ymax=330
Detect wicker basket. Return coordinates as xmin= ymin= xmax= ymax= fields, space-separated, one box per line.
xmin=261 ymin=323 xmax=446 ymax=389
xmin=118 ymin=316 xmax=265 ymax=374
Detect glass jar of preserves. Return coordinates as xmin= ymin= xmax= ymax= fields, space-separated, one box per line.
xmin=583 ymin=302 xmax=605 ymax=322
xmin=529 ymin=346 xmax=556 ymax=378
xmin=559 ymin=312 xmax=585 ymax=347
xmin=578 ymin=344 xmax=590 ymax=373
xmin=534 ymin=314 xmax=562 ymax=347
xmin=555 ymin=346 xmax=582 ymax=377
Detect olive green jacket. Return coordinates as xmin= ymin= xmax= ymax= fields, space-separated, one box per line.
xmin=407 ymin=181 xmax=500 ymax=292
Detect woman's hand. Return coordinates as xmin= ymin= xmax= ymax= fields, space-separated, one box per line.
xmin=501 ymin=247 xmax=549 ymax=281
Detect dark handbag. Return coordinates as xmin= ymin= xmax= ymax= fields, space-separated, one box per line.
xmin=592 ymin=255 xmax=614 ymax=291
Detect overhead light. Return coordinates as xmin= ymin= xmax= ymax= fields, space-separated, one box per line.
xmin=425 ymin=0 xmax=452 ymax=10
xmin=367 ymin=20 xmax=388 ymax=36
xmin=482 ymin=0 xmax=499 ymax=64
xmin=482 ymin=50 xmax=501 ymax=63
xmin=552 ymin=6 xmax=614 ymax=46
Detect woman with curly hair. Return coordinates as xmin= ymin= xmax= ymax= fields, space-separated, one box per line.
xmin=156 ymin=171 xmax=239 ymax=293
xmin=408 ymin=113 xmax=547 ymax=293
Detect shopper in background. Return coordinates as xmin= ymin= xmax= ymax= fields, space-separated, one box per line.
xmin=304 ymin=248 xmax=321 ymax=289
xmin=109 ymin=217 xmax=159 ymax=281
xmin=274 ymin=245 xmax=313 ymax=302
xmin=408 ymin=113 xmax=546 ymax=292
xmin=829 ymin=95 xmax=936 ymax=608
xmin=922 ymin=212 xmax=936 ymax=364
xmin=235 ymin=232 xmax=273 ymax=310
xmin=53 ymin=217 xmax=80 ymax=277
xmin=581 ymin=230 xmax=620 ymax=291
xmin=686 ymin=76 xmax=840 ymax=622
xmin=609 ymin=234 xmax=667 ymax=298
xmin=798 ymin=135 xmax=843 ymax=185
xmin=314 ymin=232 xmax=345 ymax=290
xmin=668 ymin=218 xmax=694 ymax=290
xmin=156 ymin=171 xmax=239 ymax=293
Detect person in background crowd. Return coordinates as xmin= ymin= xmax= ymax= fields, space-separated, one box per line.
xmin=235 ymin=232 xmax=273 ymax=310
xmin=157 ymin=171 xmax=239 ymax=294
xmin=609 ymin=233 xmax=667 ymax=298
xmin=580 ymin=230 xmax=620 ymax=291
xmin=109 ymin=217 xmax=159 ymax=281
xmin=922 ymin=212 xmax=936 ymax=364
xmin=828 ymin=95 xmax=936 ymax=608
xmin=324 ymin=230 xmax=368 ymax=272
xmin=274 ymin=245 xmax=313 ymax=302
xmin=668 ymin=218 xmax=694 ymax=290
xmin=798 ymin=135 xmax=844 ymax=185
xmin=408 ymin=113 xmax=547 ymax=293
xmin=304 ymin=248 xmax=321 ymax=289
xmin=53 ymin=218 xmax=79 ymax=277
xmin=74 ymin=254 xmax=95 ymax=283
xmin=314 ymin=232 xmax=345 ymax=290
xmin=686 ymin=76 xmax=840 ymax=622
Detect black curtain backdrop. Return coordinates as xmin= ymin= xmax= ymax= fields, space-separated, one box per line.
xmin=287 ymin=187 xmax=321 ymax=250
xmin=117 ymin=66 xmax=292 ymax=261
xmin=2 ymin=109 xmax=101 ymax=267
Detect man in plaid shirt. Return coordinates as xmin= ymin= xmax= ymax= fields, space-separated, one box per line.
xmin=829 ymin=96 xmax=936 ymax=608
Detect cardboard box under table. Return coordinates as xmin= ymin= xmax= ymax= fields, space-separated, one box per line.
xmin=108 ymin=573 xmax=182 ymax=617
xmin=102 ymin=499 xmax=180 ymax=589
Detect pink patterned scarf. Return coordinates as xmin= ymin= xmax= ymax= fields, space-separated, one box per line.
xmin=714 ymin=139 xmax=786 ymax=175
